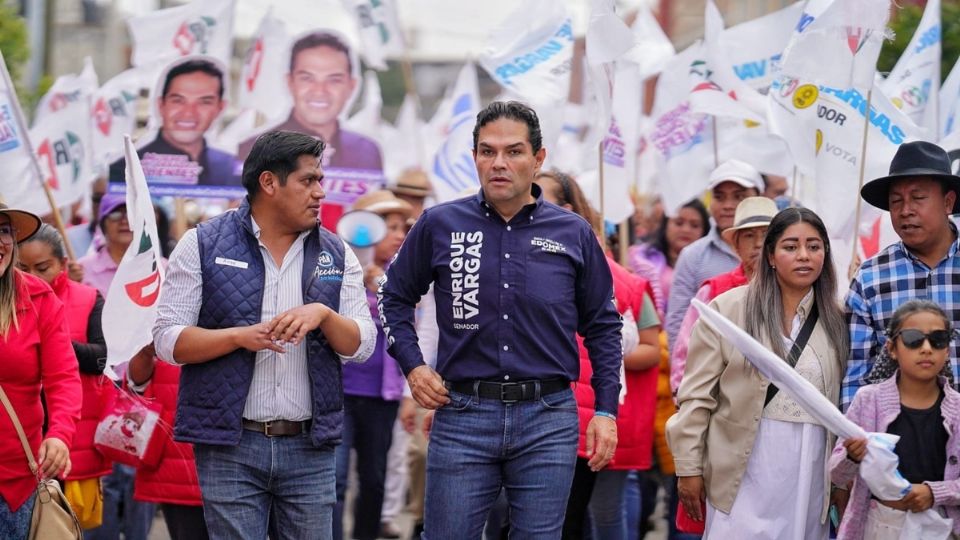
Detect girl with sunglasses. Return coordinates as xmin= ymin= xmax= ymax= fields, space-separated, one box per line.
xmin=830 ymin=300 xmax=960 ymax=539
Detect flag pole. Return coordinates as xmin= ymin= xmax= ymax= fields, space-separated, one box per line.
xmin=0 ymin=50 xmax=76 ymax=260
xmin=790 ymin=165 xmax=799 ymax=207
xmin=711 ymin=116 xmax=719 ymax=167
xmin=850 ymin=88 xmax=874 ymax=270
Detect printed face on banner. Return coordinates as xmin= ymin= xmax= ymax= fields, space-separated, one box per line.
xmin=235 ymin=30 xmax=384 ymax=230
xmin=107 ymin=57 xmax=240 ymax=199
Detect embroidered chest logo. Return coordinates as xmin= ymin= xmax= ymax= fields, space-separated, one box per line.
xmin=450 ymin=231 xmax=483 ymax=324
xmin=314 ymin=250 xmax=343 ymax=281
xmin=531 ymin=236 xmax=566 ymax=254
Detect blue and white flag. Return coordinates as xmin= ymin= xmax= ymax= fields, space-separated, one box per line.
xmin=0 ymin=50 xmax=44 ymax=213
xmin=940 ymin=57 xmax=960 ymax=141
xmin=881 ymin=0 xmax=940 ymax=137
xmin=429 ymin=63 xmax=480 ymax=203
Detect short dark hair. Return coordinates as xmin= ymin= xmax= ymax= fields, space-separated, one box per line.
xmin=162 ymin=59 xmax=224 ymax=100
xmin=290 ymin=32 xmax=353 ymax=74
xmin=241 ymin=131 xmax=325 ymax=199
xmin=472 ymin=101 xmax=543 ymax=154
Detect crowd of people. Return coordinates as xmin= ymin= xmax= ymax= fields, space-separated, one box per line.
xmin=2 ymin=99 xmax=960 ymax=540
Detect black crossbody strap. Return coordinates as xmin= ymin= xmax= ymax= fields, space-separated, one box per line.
xmin=764 ymin=303 xmax=819 ymax=407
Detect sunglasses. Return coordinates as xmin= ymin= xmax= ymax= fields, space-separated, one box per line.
xmin=894 ymin=329 xmax=954 ymax=350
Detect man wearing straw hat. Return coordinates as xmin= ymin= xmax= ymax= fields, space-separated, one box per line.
xmin=843 ymin=141 xmax=960 ymax=410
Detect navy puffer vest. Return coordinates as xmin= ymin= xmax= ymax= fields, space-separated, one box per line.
xmin=174 ymin=198 xmax=346 ymax=448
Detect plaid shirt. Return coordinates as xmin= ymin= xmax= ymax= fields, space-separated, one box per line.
xmin=842 ymin=232 xmax=960 ymax=410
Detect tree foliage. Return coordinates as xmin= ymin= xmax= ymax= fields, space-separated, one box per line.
xmin=878 ymin=0 xmax=960 ymax=82
xmin=0 ymin=2 xmax=29 ymax=86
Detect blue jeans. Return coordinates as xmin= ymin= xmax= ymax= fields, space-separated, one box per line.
xmin=0 ymin=491 xmax=35 ymax=540
xmin=193 ymin=429 xmax=336 ymax=540
xmin=85 ymin=463 xmax=155 ymax=540
xmin=590 ymin=469 xmax=629 ymax=540
xmin=423 ymin=387 xmax=579 ymax=540
xmin=334 ymin=396 xmax=399 ymax=540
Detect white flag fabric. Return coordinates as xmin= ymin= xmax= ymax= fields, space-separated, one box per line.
xmin=650 ymin=45 xmax=717 ymax=215
xmin=585 ymin=0 xmax=634 ymax=137
xmin=722 ymin=1 xmax=804 ymax=93
xmin=688 ymin=1 xmax=765 ymax=123
xmin=778 ymin=0 xmax=890 ymax=90
xmin=428 ymin=63 xmax=481 ymax=202
xmin=128 ymin=0 xmax=236 ymax=68
xmin=340 ymin=0 xmax=404 ymax=71
xmin=92 ymin=68 xmax=146 ymax=171
xmin=479 ymin=0 xmax=574 ymax=105
xmin=382 ymin=94 xmax=426 ymax=182
xmin=237 ymin=8 xmax=291 ymax=122
xmin=689 ymin=298 xmax=917 ymax=503
xmin=881 ymin=0 xmax=940 ymax=137
xmin=623 ymin=4 xmax=675 ymax=79
xmin=29 ymin=59 xmax=98 ymax=211
xmin=103 ymin=136 xmax=165 ymax=380
xmin=344 ymin=70 xmax=384 ymax=144
xmin=941 ymin=57 xmax=960 ymax=140
xmin=0 ymin=51 xmax=44 ymax=212
xmin=600 ymin=61 xmax=640 ymax=223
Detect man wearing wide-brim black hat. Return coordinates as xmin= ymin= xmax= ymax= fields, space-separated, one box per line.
xmin=843 ymin=141 xmax=960 ymax=411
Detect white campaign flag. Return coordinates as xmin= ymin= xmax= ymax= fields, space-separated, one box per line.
xmin=650 ymin=45 xmax=717 ymax=215
xmin=237 ymin=8 xmax=292 ymax=122
xmin=103 ymin=136 xmax=165 ymax=380
xmin=623 ymin=4 xmax=674 ymax=79
xmin=0 ymin=51 xmax=45 ymax=212
xmin=92 ymin=67 xmax=146 ymax=171
xmin=585 ymin=0 xmax=634 ymax=137
xmin=778 ymin=0 xmax=890 ymax=90
xmin=128 ymin=0 xmax=236 ymax=68
xmin=722 ymin=1 xmax=804 ymax=93
xmin=479 ymin=0 xmax=574 ymax=105
xmin=29 ymin=59 xmax=98 ymax=211
xmin=688 ymin=1 xmax=765 ymax=123
xmin=600 ymin=61 xmax=640 ymax=223
xmin=881 ymin=0 xmax=940 ymax=137
xmin=344 ymin=70 xmax=384 ymax=144
xmin=941 ymin=57 xmax=960 ymax=141
xmin=429 ymin=63 xmax=480 ymax=202
xmin=382 ymin=94 xmax=426 ymax=182
xmin=340 ymin=0 xmax=404 ymax=71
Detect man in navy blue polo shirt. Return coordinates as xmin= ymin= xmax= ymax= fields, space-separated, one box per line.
xmin=378 ymin=101 xmax=623 ymax=539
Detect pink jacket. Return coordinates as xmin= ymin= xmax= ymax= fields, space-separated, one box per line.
xmin=829 ymin=374 xmax=960 ymax=539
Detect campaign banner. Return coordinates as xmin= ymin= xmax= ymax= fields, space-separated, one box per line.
xmin=237 ymin=8 xmax=292 ymax=122
xmin=0 ymin=51 xmax=45 ymax=213
xmin=341 ymin=0 xmax=405 ymax=71
xmin=92 ymin=68 xmax=146 ymax=171
xmin=941 ymin=58 xmax=960 ymax=140
xmin=721 ymin=2 xmax=804 ymax=93
xmin=103 ymin=136 xmax=166 ymax=380
xmin=881 ymin=0 xmax=940 ymax=137
xmin=29 ymin=58 xmax=98 ymax=211
xmin=429 ymin=63 xmax=480 ymax=203
xmin=107 ymin=56 xmax=242 ymax=199
xmin=128 ymin=0 xmax=236 ymax=68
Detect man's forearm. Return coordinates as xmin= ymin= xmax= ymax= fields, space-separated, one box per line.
xmin=319 ymin=311 xmax=362 ymax=357
xmin=173 ymin=326 xmax=243 ymax=364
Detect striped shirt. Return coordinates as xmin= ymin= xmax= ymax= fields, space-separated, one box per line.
xmin=153 ymin=219 xmax=376 ymax=422
xmin=842 ymin=233 xmax=960 ymax=410
xmin=665 ymin=227 xmax=739 ymax=349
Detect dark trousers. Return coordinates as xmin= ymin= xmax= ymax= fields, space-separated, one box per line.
xmin=562 ymin=457 xmax=598 ymax=540
xmin=334 ymin=395 xmax=400 ymax=540
xmin=161 ymin=504 xmax=209 ymax=540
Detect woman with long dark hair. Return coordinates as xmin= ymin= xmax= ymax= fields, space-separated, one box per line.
xmin=667 ymin=208 xmax=848 ymax=539
xmin=0 ymin=204 xmax=81 ymax=538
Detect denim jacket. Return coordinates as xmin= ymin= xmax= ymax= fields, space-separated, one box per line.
xmin=829 ymin=374 xmax=960 ymax=539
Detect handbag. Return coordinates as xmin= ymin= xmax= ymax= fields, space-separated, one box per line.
xmin=94 ymin=388 xmax=164 ymax=468
xmin=0 ymin=384 xmax=82 ymax=540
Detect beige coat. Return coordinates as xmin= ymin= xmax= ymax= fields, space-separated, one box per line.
xmin=665 ymin=286 xmax=841 ymax=520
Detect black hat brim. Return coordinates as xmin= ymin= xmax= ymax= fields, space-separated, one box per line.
xmin=861 ymin=169 xmax=960 ymax=213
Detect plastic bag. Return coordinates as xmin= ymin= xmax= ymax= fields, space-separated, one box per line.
xmin=94 ymin=390 xmax=164 ymax=468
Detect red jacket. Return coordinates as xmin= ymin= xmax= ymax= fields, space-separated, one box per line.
xmin=0 ymin=270 xmax=81 ymax=511
xmin=574 ymin=256 xmax=658 ymax=470
xmin=51 ymin=271 xmax=114 ymax=480
xmin=702 ymin=264 xmax=749 ymax=298
xmin=133 ymin=362 xmax=203 ymax=506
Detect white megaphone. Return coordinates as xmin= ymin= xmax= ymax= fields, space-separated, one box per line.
xmin=337 ymin=210 xmax=387 ymax=247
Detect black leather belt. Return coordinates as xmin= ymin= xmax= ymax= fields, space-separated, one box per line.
xmin=242 ymin=419 xmax=312 ymax=437
xmin=445 ymin=379 xmax=569 ymax=402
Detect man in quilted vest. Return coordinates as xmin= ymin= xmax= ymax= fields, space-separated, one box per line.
xmin=153 ymin=130 xmax=376 ymax=540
